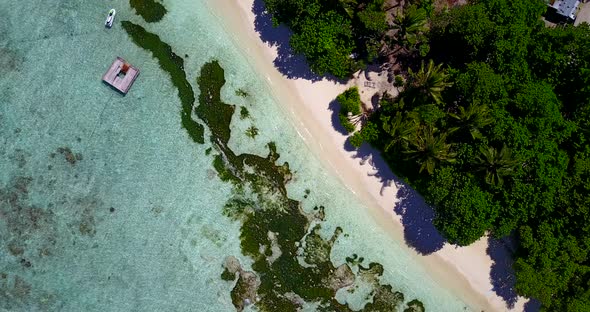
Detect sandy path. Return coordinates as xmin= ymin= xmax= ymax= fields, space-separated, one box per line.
xmin=206 ymin=1 xmax=529 ymax=311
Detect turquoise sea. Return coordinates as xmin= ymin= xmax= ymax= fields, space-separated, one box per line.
xmin=1 ymin=1 xmax=471 ymax=311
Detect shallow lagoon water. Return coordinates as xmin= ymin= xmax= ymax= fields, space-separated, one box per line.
xmin=1 ymin=0 xmax=469 ymax=311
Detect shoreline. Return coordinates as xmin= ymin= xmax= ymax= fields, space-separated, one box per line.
xmin=206 ymin=1 xmax=527 ymax=311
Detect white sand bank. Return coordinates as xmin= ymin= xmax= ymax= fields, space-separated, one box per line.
xmin=207 ymin=1 xmax=529 ymax=311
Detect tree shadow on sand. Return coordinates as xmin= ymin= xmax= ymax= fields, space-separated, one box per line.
xmin=340 ymin=133 xmax=540 ymax=311
xmin=393 ymin=185 xmax=447 ymax=254
xmin=488 ymin=237 xmax=519 ymax=309
xmin=524 ymin=299 xmax=542 ymax=312
xmin=488 ymin=238 xmax=541 ymax=312
xmin=251 ymin=0 xmax=341 ymax=82
xmin=342 ymin=138 xmax=446 ymax=254
xmin=328 ymin=100 xmax=354 ymax=136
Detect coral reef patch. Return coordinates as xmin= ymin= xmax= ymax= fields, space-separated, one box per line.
xmin=122 ymin=22 xmax=426 ymax=311
xmin=129 ymin=0 xmax=167 ymax=23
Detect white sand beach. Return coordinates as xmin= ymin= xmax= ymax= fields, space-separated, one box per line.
xmin=208 ymin=0 xmax=529 ymax=310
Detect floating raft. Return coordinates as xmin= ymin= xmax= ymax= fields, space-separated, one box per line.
xmin=102 ymin=57 xmax=139 ymax=94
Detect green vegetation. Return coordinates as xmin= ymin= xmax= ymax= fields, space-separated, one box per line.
xmin=261 ymin=0 xmax=439 ymax=77
xmin=337 ymin=87 xmax=362 ymax=134
xmin=404 ymin=299 xmax=425 ymax=312
xmin=405 ymin=59 xmax=452 ymax=105
xmin=350 ymin=121 xmax=379 ymax=148
xmin=387 ymin=4 xmax=430 ymax=57
xmin=121 ymin=21 xmax=204 ymax=144
xmin=221 ymin=268 xmax=236 ymax=281
xmin=335 ymin=87 xmax=380 ymax=148
xmin=192 ymin=61 xmax=425 ymax=311
xmin=337 ymin=86 xmax=362 ymax=115
xmin=239 ymin=106 xmax=250 ymax=119
xmin=129 ymin=0 xmax=167 ymax=23
xmin=195 ymin=59 xmax=236 ymax=145
xmin=262 ymin=0 xmax=388 ymax=78
xmin=342 ymin=0 xmax=590 ymax=309
xmin=235 ymin=88 xmax=250 ymax=97
xmin=394 ymin=75 xmax=405 ymax=87
xmin=245 ymin=126 xmax=259 ymax=139
xmin=212 ymin=154 xmax=240 ymax=184
xmin=339 ymin=114 xmax=356 ymax=133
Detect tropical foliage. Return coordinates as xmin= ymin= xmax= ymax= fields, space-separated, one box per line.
xmin=386 ymin=5 xmax=429 ymax=56
xmin=264 ymin=0 xmax=590 ymax=309
xmin=357 ymin=1 xmax=590 ymax=310
xmin=405 ymin=59 xmax=452 ymax=105
xmin=337 ymin=87 xmax=362 ymax=133
xmin=263 ymin=0 xmax=388 ymax=78
xmin=475 ymin=145 xmax=519 ymax=187
xmin=337 ymin=86 xmax=362 ymax=115
xmin=404 ymin=125 xmax=456 ymax=174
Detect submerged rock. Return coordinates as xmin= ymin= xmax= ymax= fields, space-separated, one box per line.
xmin=232 ymin=271 xmax=259 ymax=311
xmin=224 ymin=256 xmax=260 ymax=312
xmin=223 ymin=256 xmax=241 ymax=275
xmin=0 ymin=176 xmax=57 ymax=265
xmin=56 ymin=147 xmax=82 ymax=165
xmin=328 ymin=264 xmax=355 ymax=291
xmin=404 ymin=299 xmax=426 ymax=312
xmin=283 ymin=292 xmax=306 ymax=306
xmin=266 ymin=231 xmax=282 ymax=264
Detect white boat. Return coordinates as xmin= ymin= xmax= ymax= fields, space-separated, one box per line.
xmin=105 ymin=9 xmax=116 ymax=28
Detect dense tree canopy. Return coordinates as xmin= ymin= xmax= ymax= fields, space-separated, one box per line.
xmin=265 ymin=0 xmax=590 ymax=309
xmin=263 ymin=0 xmax=388 ymax=78
xmin=358 ymin=0 xmax=590 ymax=310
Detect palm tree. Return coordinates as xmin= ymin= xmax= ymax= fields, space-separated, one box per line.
xmin=382 ymin=111 xmax=419 ymax=152
xmin=475 ymin=145 xmax=520 ymax=187
xmin=415 ymin=0 xmax=434 ymax=17
xmin=404 ymin=125 xmax=456 ymax=174
xmin=448 ymin=103 xmax=494 ymax=140
xmin=391 ymin=5 xmax=428 ymax=51
xmin=348 ymin=111 xmax=368 ymax=127
xmin=338 ymin=0 xmax=358 ymax=19
xmin=381 ymin=5 xmax=428 ymax=56
xmin=393 ymin=5 xmax=428 ymax=41
xmin=406 ymin=59 xmax=453 ymax=105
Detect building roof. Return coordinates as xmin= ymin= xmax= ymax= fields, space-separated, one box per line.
xmin=555 ymin=0 xmax=580 ymax=19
